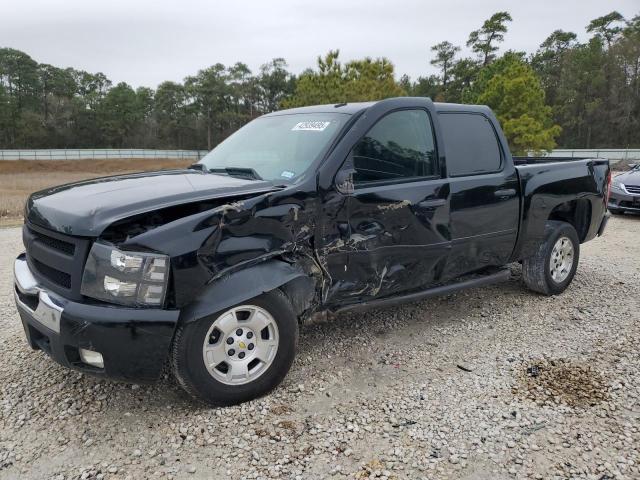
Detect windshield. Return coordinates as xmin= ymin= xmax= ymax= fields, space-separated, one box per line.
xmin=198 ymin=113 xmax=350 ymax=182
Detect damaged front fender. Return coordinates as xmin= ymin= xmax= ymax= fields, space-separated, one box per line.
xmin=99 ymin=185 xmax=323 ymax=316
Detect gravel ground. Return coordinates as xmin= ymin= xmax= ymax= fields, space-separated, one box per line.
xmin=0 ymin=217 xmax=638 ymax=480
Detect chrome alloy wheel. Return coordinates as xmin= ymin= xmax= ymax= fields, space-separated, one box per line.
xmin=549 ymin=236 xmax=574 ymax=283
xmin=202 ymin=305 xmax=280 ymax=385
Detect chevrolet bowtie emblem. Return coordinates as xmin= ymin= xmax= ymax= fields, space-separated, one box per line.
xmin=238 ymin=341 xmax=247 ymax=349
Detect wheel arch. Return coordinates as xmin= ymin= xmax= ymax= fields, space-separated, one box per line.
xmin=547 ymin=199 xmax=591 ymax=243
xmin=179 ymin=260 xmax=316 ymax=326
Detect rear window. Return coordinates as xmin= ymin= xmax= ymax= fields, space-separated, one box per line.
xmin=438 ymin=113 xmax=502 ymax=176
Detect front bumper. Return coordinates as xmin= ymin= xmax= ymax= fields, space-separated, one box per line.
xmin=608 ymin=189 xmax=640 ymax=213
xmin=14 ymin=254 xmax=180 ymax=383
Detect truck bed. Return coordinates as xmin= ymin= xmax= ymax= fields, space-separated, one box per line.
xmin=511 ymin=156 xmax=609 ymax=262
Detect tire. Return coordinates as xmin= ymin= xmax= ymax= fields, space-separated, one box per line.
xmin=522 ymin=221 xmax=580 ymax=296
xmin=608 ymin=208 xmax=623 ymax=215
xmin=171 ymin=289 xmax=298 ymax=406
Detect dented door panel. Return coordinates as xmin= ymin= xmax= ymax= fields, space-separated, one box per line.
xmin=320 ymin=179 xmax=450 ymax=305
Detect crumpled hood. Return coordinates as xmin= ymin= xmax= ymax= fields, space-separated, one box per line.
xmin=26 ymin=169 xmax=279 ymax=236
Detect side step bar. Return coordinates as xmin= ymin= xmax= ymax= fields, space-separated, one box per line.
xmin=333 ymin=268 xmax=512 ymax=314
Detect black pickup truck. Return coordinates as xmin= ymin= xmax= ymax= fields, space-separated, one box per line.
xmin=14 ymin=98 xmax=610 ymax=406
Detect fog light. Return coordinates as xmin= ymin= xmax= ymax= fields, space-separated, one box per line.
xmin=79 ymin=348 xmax=104 ymax=368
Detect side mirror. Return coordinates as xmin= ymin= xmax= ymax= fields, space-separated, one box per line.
xmin=188 ymin=163 xmax=206 ymax=171
xmin=335 ymin=153 xmax=356 ymax=194
xmin=335 ymin=169 xmax=355 ymax=194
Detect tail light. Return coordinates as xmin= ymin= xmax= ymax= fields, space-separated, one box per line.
xmin=606 ymin=170 xmax=612 ymax=203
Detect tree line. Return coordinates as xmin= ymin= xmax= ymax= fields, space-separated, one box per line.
xmin=0 ymin=10 xmax=638 ymax=154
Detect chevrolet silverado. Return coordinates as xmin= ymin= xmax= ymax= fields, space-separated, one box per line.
xmin=14 ymin=97 xmax=610 ymax=406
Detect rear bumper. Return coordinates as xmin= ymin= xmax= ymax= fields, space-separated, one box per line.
xmin=14 ymin=254 xmax=180 ymax=383
xmin=608 ymin=190 xmax=640 ymax=212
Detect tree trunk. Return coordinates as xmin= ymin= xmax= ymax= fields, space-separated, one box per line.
xmin=42 ymin=87 xmax=49 ymax=123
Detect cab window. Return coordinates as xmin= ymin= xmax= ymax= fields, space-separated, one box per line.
xmin=351 ymin=109 xmax=437 ymax=185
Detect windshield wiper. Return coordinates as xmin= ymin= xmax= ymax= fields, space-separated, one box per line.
xmin=208 ymin=167 xmax=263 ymax=181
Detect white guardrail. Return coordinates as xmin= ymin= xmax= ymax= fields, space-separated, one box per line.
xmin=0 ymin=149 xmax=210 ymax=161
xmin=1 ymin=148 xmax=638 ymax=163
xmin=538 ymin=149 xmax=640 ymax=163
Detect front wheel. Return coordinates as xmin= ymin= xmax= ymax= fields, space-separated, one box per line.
xmin=522 ymin=221 xmax=580 ymax=296
xmin=171 ymin=289 xmax=298 ymax=406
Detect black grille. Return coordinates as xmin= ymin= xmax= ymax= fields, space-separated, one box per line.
xmin=30 ymin=228 xmax=75 ymax=255
xmin=23 ymin=223 xmax=91 ymax=300
xmin=32 ymin=259 xmax=72 ymax=288
xmin=625 ymin=184 xmax=640 ymax=194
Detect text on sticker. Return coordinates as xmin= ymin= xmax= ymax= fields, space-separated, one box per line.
xmin=291 ymin=121 xmax=331 ymax=131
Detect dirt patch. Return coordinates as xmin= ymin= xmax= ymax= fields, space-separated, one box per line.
xmin=513 ymin=358 xmax=609 ymax=407
xmin=270 ymin=404 xmax=294 ymax=415
xmin=0 ymin=158 xmax=193 ymax=221
xmin=0 ymin=158 xmax=192 ymax=175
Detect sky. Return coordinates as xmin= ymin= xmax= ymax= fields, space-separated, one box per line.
xmin=1 ymin=0 xmax=638 ymax=89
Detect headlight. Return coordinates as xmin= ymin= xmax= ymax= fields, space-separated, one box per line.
xmin=81 ymin=243 xmax=169 ymax=307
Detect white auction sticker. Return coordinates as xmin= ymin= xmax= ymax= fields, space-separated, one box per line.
xmin=291 ymin=121 xmax=331 ymax=131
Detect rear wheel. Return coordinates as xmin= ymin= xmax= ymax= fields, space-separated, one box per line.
xmin=608 ymin=208 xmax=624 ymax=215
xmin=171 ymin=289 xmax=298 ymax=406
xmin=522 ymin=221 xmax=580 ymax=296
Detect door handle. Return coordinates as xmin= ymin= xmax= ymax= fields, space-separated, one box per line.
xmin=417 ymin=199 xmax=446 ymax=209
xmin=494 ymin=189 xmax=517 ymax=198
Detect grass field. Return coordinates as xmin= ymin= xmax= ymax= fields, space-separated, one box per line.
xmin=0 ymin=158 xmax=192 ymax=226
